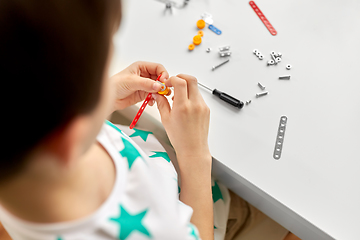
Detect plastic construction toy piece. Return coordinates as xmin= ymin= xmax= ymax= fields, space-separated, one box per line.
xmin=256 ymin=91 xmax=268 ymax=98
xmin=197 ymin=19 xmax=206 ymax=29
xmin=258 ymin=82 xmax=266 ymax=90
xmin=279 ymin=75 xmax=291 ymax=80
xmin=197 ymin=30 xmax=204 ymax=37
xmin=273 ymin=116 xmax=287 ymax=160
xmin=219 ymin=46 xmax=230 ymax=52
xmin=212 ymin=59 xmax=230 ymax=71
xmin=208 ymin=24 xmax=222 ymax=35
xmin=201 ymin=12 xmax=213 ymax=25
xmin=193 ymin=35 xmax=202 ymax=45
xmin=249 ymin=1 xmax=277 ymax=36
xmin=158 ymin=82 xmax=171 ymax=95
xmin=253 ymin=49 xmax=264 ymax=60
xmin=219 ymin=51 xmax=231 ymax=57
xmin=130 ymin=74 xmax=162 ymax=129
xmin=188 ymin=43 xmax=195 ymax=51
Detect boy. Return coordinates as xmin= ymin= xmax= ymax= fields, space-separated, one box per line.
xmin=0 ymin=0 xmax=300 ymax=239
xmin=0 ymin=0 xmax=214 ymax=239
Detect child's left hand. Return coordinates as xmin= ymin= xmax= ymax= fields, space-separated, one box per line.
xmin=111 ymin=61 xmax=169 ymax=110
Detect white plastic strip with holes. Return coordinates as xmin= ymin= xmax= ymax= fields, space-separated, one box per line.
xmin=274 ymin=116 xmax=287 ymax=160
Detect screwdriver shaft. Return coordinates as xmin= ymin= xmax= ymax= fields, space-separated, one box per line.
xmin=197 ymin=82 xmax=213 ymax=92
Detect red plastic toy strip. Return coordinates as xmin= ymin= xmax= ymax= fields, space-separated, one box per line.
xmin=129 ymin=74 xmax=162 ymax=129
xmin=249 ymin=1 xmax=277 ymax=36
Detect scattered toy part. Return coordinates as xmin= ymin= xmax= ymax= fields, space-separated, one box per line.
xmin=256 ymin=91 xmax=268 ymax=98
xmin=267 ymin=59 xmax=275 ymax=65
xmin=253 ymin=49 xmax=264 ymax=60
xmin=188 ymin=43 xmax=195 ymax=51
xmin=258 ymin=82 xmax=266 ymax=90
xmin=201 ymin=12 xmax=214 ymax=25
xmin=193 ymin=35 xmax=202 ymax=45
xmin=160 ymin=0 xmax=190 ymax=10
xmin=206 ymin=47 xmax=211 ymax=52
xmin=267 ymin=51 xmax=283 ymax=66
xmin=219 ymin=46 xmax=230 ymax=52
xmin=273 ymin=116 xmax=287 ymax=160
xmin=209 ymin=24 xmax=222 ymax=35
xmin=249 ymin=1 xmax=277 ymax=36
xmin=286 ymin=64 xmax=292 ymax=70
xmin=197 ymin=30 xmax=204 ymax=37
xmin=212 ymin=59 xmax=230 ymax=71
xmin=279 ymin=75 xmax=291 ymax=80
xmin=246 ymin=100 xmax=252 ymax=105
xmin=197 ymin=19 xmax=206 ymax=29
xmin=219 ymin=51 xmax=231 ymax=57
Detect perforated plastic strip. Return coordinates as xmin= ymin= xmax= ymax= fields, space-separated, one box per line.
xmin=129 ymin=74 xmax=162 ymax=129
xmin=208 ymin=25 xmax=222 ymax=35
xmin=249 ymin=1 xmax=277 ymax=36
xmin=273 ymin=116 xmax=287 ymax=160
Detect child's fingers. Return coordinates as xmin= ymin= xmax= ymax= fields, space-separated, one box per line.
xmin=134 ymin=61 xmax=169 ymax=82
xmin=176 ymin=74 xmax=200 ymax=101
xmin=130 ymin=75 xmax=163 ymax=93
xmin=148 ymin=98 xmax=155 ymax=106
xmin=153 ymin=94 xmax=170 ymax=120
xmin=170 ymin=76 xmax=188 ymax=105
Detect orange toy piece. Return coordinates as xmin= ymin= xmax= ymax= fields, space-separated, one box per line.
xmin=158 ymin=82 xmax=171 ymax=95
xmin=188 ymin=43 xmax=195 ymax=50
xmin=197 ymin=30 xmax=204 ymax=37
xmin=197 ymin=19 xmax=206 ymax=29
xmin=193 ymin=35 xmax=202 ymax=45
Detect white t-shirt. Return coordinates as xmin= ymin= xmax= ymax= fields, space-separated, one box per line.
xmin=0 ymin=121 xmax=230 ymax=240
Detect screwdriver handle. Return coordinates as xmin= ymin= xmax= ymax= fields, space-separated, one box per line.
xmin=212 ymin=89 xmax=244 ymax=109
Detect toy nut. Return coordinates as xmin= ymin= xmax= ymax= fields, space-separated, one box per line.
xmin=196 ymin=19 xmax=206 ymax=29
xmin=193 ymin=35 xmax=202 ymax=45
xmin=158 ymin=82 xmax=170 ymax=95
xmin=188 ymin=43 xmax=195 ymax=51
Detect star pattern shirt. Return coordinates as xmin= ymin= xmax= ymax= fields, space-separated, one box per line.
xmin=0 ymin=121 xmax=230 ymax=240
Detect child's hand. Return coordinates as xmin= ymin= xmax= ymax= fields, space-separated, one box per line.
xmin=154 ymin=74 xmax=211 ymax=164
xmin=111 ymin=61 xmax=169 ymax=110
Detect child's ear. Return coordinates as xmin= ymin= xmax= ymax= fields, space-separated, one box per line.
xmin=43 ymin=116 xmax=90 ymax=166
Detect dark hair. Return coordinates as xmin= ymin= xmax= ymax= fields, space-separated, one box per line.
xmin=0 ymin=0 xmax=121 ymax=181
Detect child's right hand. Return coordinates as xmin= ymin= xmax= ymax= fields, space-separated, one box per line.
xmin=154 ymin=74 xmax=211 ymax=166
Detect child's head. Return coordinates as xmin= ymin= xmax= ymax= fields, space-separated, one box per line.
xmin=0 ymin=0 xmax=121 ymax=182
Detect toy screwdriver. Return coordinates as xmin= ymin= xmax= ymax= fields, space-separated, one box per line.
xmin=197 ymin=82 xmax=244 ymax=109
xmin=130 ymin=74 xmax=170 ymax=129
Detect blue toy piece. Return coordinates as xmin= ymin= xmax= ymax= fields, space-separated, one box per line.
xmin=208 ymin=24 xmax=222 ymax=35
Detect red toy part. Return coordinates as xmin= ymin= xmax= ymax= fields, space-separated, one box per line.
xmin=249 ymin=1 xmax=277 ymax=36
xmin=129 ymin=74 xmax=162 ymax=129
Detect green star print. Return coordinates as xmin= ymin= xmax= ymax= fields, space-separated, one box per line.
xmin=149 ymin=151 xmax=170 ymax=163
xmin=129 ymin=128 xmax=153 ymax=142
xmin=212 ymin=181 xmax=224 ymax=203
xmin=109 ymin=205 xmax=151 ymax=240
xmin=106 ymin=120 xmax=124 ymax=135
xmin=120 ymin=137 xmax=142 ymax=169
xmin=189 ymin=224 xmax=200 ymax=240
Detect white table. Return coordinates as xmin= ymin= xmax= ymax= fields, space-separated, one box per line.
xmin=111 ymin=0 xmax=360 ymax=239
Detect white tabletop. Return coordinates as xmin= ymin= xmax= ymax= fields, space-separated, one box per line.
xmin=111 ymin=0 xmax=360 ymax=239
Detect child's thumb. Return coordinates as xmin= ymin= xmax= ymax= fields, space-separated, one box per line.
xmin=135 ymin=76 xmax=163 ymax=92
xmin=153 ymin=94 xmax=170 ymax=119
